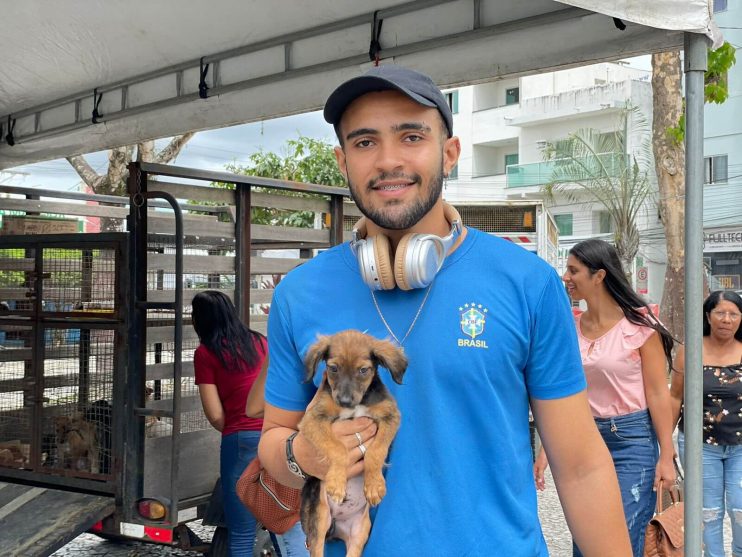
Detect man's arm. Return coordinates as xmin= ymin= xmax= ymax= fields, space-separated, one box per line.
xmin=531 ymin=391 xmax=631 ymax=557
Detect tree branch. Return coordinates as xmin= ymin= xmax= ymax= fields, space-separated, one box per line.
xmin=65 ymin=155 xmax=105 ymax=191
xmin=155 ymin=132 xmax=195 ymax=164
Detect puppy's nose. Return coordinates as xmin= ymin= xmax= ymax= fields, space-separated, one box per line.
xmin=337 ymin=395 xmax=355 ymax=408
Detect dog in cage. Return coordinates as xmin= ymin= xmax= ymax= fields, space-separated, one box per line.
xmin=144 ymin=383 xmax=174 ymax=438
xmin=85 ymin=399 xmax=113 ymax=474
xmin=54 ymin=414 xmax=100 ymax=474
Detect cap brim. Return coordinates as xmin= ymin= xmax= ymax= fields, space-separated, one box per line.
xmin=324 ymin=75 xmax=436 ymax=127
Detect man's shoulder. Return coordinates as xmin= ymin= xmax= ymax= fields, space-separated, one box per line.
xmin=274 ymin=243 xmax=353 ymax=292
xmin=467 ymin=227 xmax=555 ymax=275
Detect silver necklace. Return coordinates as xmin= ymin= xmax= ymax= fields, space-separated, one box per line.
xmin=370 ymin=284 xmax=433 ymax=346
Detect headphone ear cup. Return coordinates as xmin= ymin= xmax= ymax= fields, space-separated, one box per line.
xmin=372 ymin=233 xmax=396 ymax=290
xmin=393 ymin=233 xmax=416 ymax=291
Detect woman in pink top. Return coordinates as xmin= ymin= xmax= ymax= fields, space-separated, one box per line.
xmin=534 ymin=239 xmax=676 ymax=557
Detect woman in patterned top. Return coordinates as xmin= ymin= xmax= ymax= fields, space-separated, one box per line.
xmin=671 ymin=290 xmax=742 ymax=557
xmin=534 ymin=239 xmax=676 ymax=556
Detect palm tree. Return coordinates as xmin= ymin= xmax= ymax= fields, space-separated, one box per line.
xmin=541 ymin=104 xmax=653 ymax=274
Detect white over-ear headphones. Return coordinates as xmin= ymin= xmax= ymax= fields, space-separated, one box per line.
xmin=350 ymin=202 xmax=463 ymax=291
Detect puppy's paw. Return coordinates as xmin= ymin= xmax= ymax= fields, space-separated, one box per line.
xmin=325 ymin=470 xmax=347 ymax=503
xmin=364 ymin=474 xmax=386 ymax=506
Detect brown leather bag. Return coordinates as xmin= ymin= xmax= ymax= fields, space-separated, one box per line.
xmin=236 ymin=456 xmax=301 ymax=534
xmin=644 ymin=481 xmax=684 ymax=557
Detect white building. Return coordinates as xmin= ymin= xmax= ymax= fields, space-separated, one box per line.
xmin=443 ymin=62 xmax=666 ymax=303
xmin=703 ymin=0 xmax=742 ymax=295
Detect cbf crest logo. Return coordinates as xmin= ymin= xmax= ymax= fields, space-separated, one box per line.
xmin=458 ymin=302 xmax=489 ymax=348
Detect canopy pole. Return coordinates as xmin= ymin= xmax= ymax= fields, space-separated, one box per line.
xmin=683 ymin=31 xmax=707 ymax=557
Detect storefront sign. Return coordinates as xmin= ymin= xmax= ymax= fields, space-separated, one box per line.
xmin=704 ymin=229 xmax=742 ymax=253
xmin=712 ymin=275 xmax=740 ymax=290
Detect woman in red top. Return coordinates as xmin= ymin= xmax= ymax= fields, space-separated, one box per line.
xmin=192 ymin=290 xmax=268 ymax=556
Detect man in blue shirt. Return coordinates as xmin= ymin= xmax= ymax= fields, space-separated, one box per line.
xmin=258 ymin=65 xmax=630 ymax=556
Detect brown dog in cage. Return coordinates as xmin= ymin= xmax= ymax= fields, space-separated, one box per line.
xmin=299 ymin=330 xmax=407 ymax=557
xmin=54 ymin=414 xmax=100 ymax=474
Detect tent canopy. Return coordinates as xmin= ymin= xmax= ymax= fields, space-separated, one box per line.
xmin=0 ymin=0 xmax=719 ymax=169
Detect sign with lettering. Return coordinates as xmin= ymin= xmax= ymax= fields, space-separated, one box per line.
xmin=704 ymin=230 xmax=742 ymax=253
xmin=0 ymin=216 xmax=79 ymax=235
xmin=712 ymin=275 xmax=740 ymax=290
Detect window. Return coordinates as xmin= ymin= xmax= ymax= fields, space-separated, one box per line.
xmin=445 ymin=91 xmax=459 ymax=114
xmin=713 ymin=0 xmax=727 ymax=13
xmin=705 ymin=155 xmax=728 ymax=184
xmin=504 ymin=153 xmax=519 ymax=169
xmin=598 ymin=211 xmax=614 ymax=234
xmin=448 ymin=164 xmax=458 ymax=180
xmin=554 ymin=214 xmax=574 ymax=236
xmin=505 ymin=87 xmax=519 ymax=105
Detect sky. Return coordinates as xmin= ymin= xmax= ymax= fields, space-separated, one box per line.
xmin=2 ymin=110 xmax=336 ymax=193
xmin=1 ymin=56 xmax=652 ymax=194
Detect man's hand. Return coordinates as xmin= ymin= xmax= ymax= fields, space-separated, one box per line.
xmin=533 ymin=446 xmax=549 ymax=491
xmin=328 ymin=417 xmax=378 ymax=479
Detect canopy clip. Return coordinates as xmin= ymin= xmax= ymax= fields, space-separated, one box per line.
xmin=369 ymin=11 xmax=383 ymax=65
xmin=5 ymin=116 xmax=16 ymax=146
xmin=92 ymin=89 xmax=103 ymax=124
xmin=199 ymin=57 xmax=210 ymax=99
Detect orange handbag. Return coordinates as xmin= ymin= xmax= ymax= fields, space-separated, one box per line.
xmin=236 ymin=456 xmax=301 ymax=534
xmin=644 ymin=480 xmax=684 ymax=557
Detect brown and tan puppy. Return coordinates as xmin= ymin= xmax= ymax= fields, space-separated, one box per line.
xmin=54 ymin=414 xmax=99 ymax=474
xmin=299 ymin=330 xmax=407 ymax=557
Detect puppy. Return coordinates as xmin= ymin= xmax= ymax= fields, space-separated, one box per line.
xmin=54 ymin=415 xmax=99 ymax=474
xmin=144 ymin=383 xmax=173 ymax=438
xmin=299 ymin=330 xmax=407 ymax=557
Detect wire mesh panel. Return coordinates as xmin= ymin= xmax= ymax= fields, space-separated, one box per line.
xmin=40 ymin=326 xmax=116 ymax=477
xmin=0 ymin=247 xmax=35 ymax=313
xmin=0 ymin=323 xmax=33 ymax=471
xmin=0 ymin=234 xmax=126 ymax=489
xmin=41 ymin=248 xmax=118 ymax=313
xmin=454 ymin=204 xmax=537 ymax=233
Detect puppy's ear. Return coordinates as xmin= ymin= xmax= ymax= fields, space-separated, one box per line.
xmin=304 ymin=335 xmax=331 ymax=383
xmin=372 ymin=339 xmax=408 ymax=385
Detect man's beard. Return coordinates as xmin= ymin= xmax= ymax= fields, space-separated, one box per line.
xmin=347 ymin=161 xmax=445 ymax=231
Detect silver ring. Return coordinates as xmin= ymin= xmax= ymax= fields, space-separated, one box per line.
xmin=354 ymin=432 xmax=363 ymax=446
xmin=358 ymin=443 xmax=367 ymax=456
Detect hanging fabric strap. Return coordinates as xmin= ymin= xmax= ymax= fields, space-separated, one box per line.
xmin=5 ymin=116 xmax=16 ymax=146
xmin=91 ymin=89 xmax=103 ymax=124
xmin=369 ymin=11 xmax=383 ymax=65
xmin=199 ymin=57 xmax=210 ymax=99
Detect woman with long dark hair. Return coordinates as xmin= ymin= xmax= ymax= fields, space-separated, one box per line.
xmin=534 ymin=239 xmax=676 ymax=556
xmin=192 ymin=290 xmax=306 ymax=556
xmin=671 ymin=290 xmax=742 ymax=557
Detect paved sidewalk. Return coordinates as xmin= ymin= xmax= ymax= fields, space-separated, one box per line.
xmin=52 ymin=466 xmax=733 ymax=556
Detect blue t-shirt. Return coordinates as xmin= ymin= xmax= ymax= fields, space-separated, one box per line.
xmin=266 ymin=227 xmax=586 ymax=556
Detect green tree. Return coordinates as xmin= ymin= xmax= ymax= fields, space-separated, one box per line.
xmin=652 ymin=42 xmax=737 ymax=341
xmin=213 ymin=135 xmax=347 ymax=227
xmin=541 ymin=104 xmax=653 ymax=273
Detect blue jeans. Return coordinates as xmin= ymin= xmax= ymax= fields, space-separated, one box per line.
xmin=221 ymin=431 xmax=309 ymax=557
xmin=222 ymin=430 xmax=261 ymax=556
xmin=574 ymin=409 xmax=658 ymax=557
xmin=270 ymin=523 xmax=309 ymax=557
xmin=679 ymin=431 xmax=742 ymax=557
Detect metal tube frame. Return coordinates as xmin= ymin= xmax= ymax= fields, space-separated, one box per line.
xmin=684 ymin=31 xmax=708 ymax=557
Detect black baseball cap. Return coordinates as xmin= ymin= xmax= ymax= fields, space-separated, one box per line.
xmin=324 ymin=65 xmax=453 ymax=138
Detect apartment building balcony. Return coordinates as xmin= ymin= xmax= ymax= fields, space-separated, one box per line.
xmin=506 ymin=153 xmax=629 ymax=189
xmin=471 ymin=103 xmax=521 ymax=145
xmin=508 ymin=81 xmax=636 ymax=127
